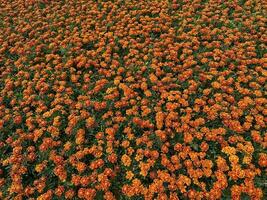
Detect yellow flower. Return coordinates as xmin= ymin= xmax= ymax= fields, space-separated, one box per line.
xmin=222 ymin=146 xmax=236 ymax=155
xmin=35 ymin=164 xmax=44 ymax=173
xmin=126 ymin=171 xmax=134 ymax=180
xmin=135 ymin=153 xmax=143 ymax=162
xmin=243 ymin=155 xmax=252 ymax=165
xmin=2 ymin=159 xmax=9 ymax=166
xmin=229 ymin=155 xmax=239 ymax=164
xmin=106 ymin=87 xmax=116 ymax=94
xmin=238 ymin=170 xmax=245 ymax=179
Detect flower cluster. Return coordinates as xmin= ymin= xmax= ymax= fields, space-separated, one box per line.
xmin=0 ymin=0 xmax=266 ymax=199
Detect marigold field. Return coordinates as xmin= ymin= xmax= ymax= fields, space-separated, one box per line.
xmin=0 ymin=0 xmax=266 ymax=199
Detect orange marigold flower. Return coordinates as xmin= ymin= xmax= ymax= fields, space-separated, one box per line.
xmin=258 ymin=153 xmax=267 ymax=167
xmin=86 ymin=117 xmax=95 ymax=128
xmin=222 ymin=146 xmax=237 ymax=155
xmin=126 ymin=171 xmax=134 ymax=180
xmin=156 ymin=111 xmax=165 ymax=129
xmin=121 ymin=154 xmax=131 ymax=167
xmin=105 ymin=127 xmax=115 ymax=136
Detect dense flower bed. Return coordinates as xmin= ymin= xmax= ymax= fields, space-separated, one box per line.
xmin=0 ymin=0 xmax=266 ymax=199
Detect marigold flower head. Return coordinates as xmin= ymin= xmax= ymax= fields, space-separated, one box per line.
xmin=122 ymin=154 xmax=131 ymax=167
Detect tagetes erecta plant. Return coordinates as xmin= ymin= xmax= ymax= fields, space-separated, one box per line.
xmin=0 ymin=0 xmax=266 ymax=199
